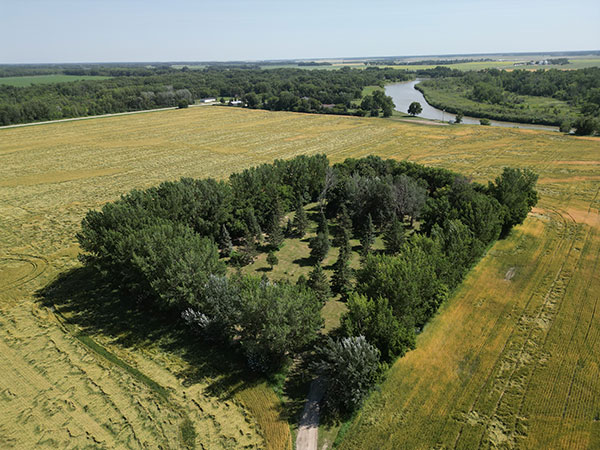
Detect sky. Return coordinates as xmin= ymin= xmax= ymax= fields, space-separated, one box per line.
xmin=1 ymin=0 xmax=599 ymax=64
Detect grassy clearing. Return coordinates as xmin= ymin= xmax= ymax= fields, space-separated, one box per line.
xmin=0 ymin=74 xmax=111 ymax=86
xmin=1 ymin=106 xmax=599 ymax=448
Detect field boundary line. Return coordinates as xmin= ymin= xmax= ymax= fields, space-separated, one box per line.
xmin=0 ymin=103 xmax=214 ymax=130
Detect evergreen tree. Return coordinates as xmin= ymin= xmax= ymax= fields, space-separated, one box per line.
xmin=296 ymin=274 xmax=308 ymax=287
xmin=293 ymin=202 xmax=308 ymax=237
xmin=284 ymin=218 xmax=294 ymax=237
xmin=333 ymin=205 xmax=352 ymax=248
xmin=338 ymin=204 xmax=353 ymax=232
xmin=308 ymin=263 xmax=331 ymax=303
xmin=383 ymin=218 xmax=405 ymax=254
xmin=247 ymin=209 xmax=262 ymax=242
xmin=219 ymin=224 xmax=233 ymax=257
xmin=267 ymin=213 xmax=284 ymax=249
xmin=317 ymin=209 xmax=329 ymax=235
xmin=360 ymin=213 xmax=375 ymax=256
xmin=239 ymin=231 xmax=257 ymax=266
xmin=309 ymin=232 xmax=330 ymax=262
xmin=266 ymin=250 xmax=278 ymax=270
xmin=331 ymin=244 xmax=353 ymax=299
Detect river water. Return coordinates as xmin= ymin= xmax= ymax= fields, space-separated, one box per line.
xmin=385 ymin=79 xmax=558 ymax=132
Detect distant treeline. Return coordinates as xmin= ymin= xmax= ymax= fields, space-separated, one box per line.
xmin=0 ymin=67 xmax=411 ymax=125
xmin=0 ymin=63 xmax=171 ymax=78
xmin=297 ymin=61 xmax=333 ymax=66
xmin=366 ymin=58 xmax=493 ymax=66
xmin=545 ymin=58 xmax=570 ymax=65
xmin=78 ymin=153 xmax=538 ymax=415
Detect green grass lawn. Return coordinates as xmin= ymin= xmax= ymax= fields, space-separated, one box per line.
xmin=0 ymin=74 xmax=111 ymax=86
xmin=229 ymin=204 xmax=389 ymax=332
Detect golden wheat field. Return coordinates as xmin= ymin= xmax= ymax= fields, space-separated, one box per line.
xmin=1 ymin=106 xmax=599 ymax=449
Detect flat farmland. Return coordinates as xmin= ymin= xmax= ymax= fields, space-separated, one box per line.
xmin=0 ymin=74 xmax=112 ymax=87
xmin=1 ymin=106 xmax=599 ymax=448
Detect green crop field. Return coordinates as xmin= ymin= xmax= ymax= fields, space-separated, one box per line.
xmin=0 ymin=74 xmax=111 ymax=86
xmin=1 ymin=106 xmax=599 ymax=448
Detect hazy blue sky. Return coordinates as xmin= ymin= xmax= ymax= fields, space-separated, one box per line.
xmin=1 ymin=0 xmax=598 ymax=63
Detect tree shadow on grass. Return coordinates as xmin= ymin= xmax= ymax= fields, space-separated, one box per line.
xmin=35 ymin=265 xmax=262 ymax=400
xmin=292 ymin=256 xmax=315 ymax=267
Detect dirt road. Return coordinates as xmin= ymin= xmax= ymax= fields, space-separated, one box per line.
xmin=296 ymin=378 xmax=325 ymax=450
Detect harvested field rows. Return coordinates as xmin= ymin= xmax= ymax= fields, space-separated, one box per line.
xmin=1 ymin=106 xmax=599 ymax=448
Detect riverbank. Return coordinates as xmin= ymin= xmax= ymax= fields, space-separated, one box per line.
xmin=414 ymin=79 xmax=574 ymax=127
xmin=385 ymin=80 xmax=559 ymax=131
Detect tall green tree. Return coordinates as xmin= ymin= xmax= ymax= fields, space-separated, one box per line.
xmin=340 ymin=293 xmax=415 ymax=362
xmin=219 ymin=224 xmax=233 ymax=257
xmin=266 ymin=251 xmax=279 ymax=270
xmin=309 ymin=232 xmax=330 ymax=262
xmin=128 ymin=222 xmax=226 ymax=310
xmin=308 ymin=263 xmax=331 ymax=303
xmin=199 ymin=275 xmax=323 ymax=373
xmin=356 ymin=238 xmax=449 ymax=328
xmin=232 ymin=231 xmax=257 ymax=267
xmin=488 ymin=167 xmax=538 ymax=235
xmin=293 ymin=202 xmax=308 ymax=237
xmin=246 ymin=209 xmax=262 ymax=242
xmin=312 ymin=336 xmax=380 ymax=417
xmin=316 ymin=209 xmax=329 ymax=235
xmin=284 ymin=218 xmax=294 ymax=237
xmin=267 ymin=215 xmax=284 ymax=249
xmin=331 ymin=244 xmax=352 ymax=299
xmin=383 ymin=218 xmax=405 ymax=254
xmin=360 ymin=213 xmax=375 ymax=255
xmin=408 ymin=101 xmax=422 ymax=116
xmin=333 ymin=205 xmax=353 ymax=248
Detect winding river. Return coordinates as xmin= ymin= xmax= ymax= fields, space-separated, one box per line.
xmin=385 ymin=79 xmax=558 ymax=131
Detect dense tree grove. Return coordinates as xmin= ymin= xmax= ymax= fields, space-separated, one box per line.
xmin=77 ymin=154 xmax=538 ymax=414
xmin=0 ymin=66 xmax=410 ymax=125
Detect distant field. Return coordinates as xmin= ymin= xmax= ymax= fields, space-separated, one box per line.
xmin=0 ymin=74 xmax=111 ymax=86
xmin=1 ymin=107 xmax=599 ymax=448
xmin=169 ymin=59 xmax=600 ymax=74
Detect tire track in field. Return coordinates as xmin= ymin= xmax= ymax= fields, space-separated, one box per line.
xmin=515 ymin=211 xmax=595 ymax=448
xmin=447 ymin=206 xmax=575 ymax=448
xmin=441 ymin=215 xmax=557 ymax=448
xmin=442 ymin=208 xmax=570 ymax=449
xmin=0 ymin=254 xmax=48 ymax=292
xmin=471 ymin=206 xmax=584 ymax=448
xmin=554 ymin=212 xmax=600 ymax=448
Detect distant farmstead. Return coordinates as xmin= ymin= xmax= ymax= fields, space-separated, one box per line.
xmin=200 ymin=98 xmax=216 ymax=103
